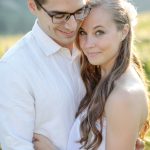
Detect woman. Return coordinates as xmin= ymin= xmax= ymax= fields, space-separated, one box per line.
xmin=67 ymin=0 xmax=149 ymax=149
xmin=33 ymin=0 xmax=149 ymax=149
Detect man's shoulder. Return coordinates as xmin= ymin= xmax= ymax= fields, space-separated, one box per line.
xmin=0 ymin=32 xmax=36 ymax=74
xmin=1 ymin=32 xmax=34 ymax=63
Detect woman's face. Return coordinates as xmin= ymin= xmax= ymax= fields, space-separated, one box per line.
xmin=78 ymin=6 xmax=124 ymax=68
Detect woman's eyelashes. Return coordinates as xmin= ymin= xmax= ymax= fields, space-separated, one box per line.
xmin=95 ymin=30 xmax=105 ymax=36
xmin=78 ymin=29 xmax=105 ymax=36
xmin=79 ymin=29 xmax=86 ymax=36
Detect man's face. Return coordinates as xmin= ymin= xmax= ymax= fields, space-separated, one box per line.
xmin=33 ymin=0 xmax=87 ymax=49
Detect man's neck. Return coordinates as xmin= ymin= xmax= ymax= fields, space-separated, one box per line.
xmin=66 ymin=43 xmax=74 ymax=52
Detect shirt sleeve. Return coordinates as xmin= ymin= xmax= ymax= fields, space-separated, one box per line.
xmin=0 ymin=62 xmax=35 ymax=150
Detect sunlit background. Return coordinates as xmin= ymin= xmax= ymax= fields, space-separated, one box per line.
xmin=0 ymin=0 xmax=150 ymax=149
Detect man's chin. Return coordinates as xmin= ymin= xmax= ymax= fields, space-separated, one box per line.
xmin=63 ymin=36 xmax=75 ymax=44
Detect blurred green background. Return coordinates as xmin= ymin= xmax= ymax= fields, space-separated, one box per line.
xmin=0 ymin=0 xmax=150 ymax=150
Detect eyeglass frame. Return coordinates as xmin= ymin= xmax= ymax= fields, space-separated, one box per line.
xmin=34 ymin=0 xmax=91 ymax=24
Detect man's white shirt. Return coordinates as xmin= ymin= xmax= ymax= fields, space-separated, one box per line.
xmin=0 ymin=21 xmax=86 ymax=150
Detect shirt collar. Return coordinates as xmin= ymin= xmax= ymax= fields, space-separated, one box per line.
xmin=31 ymin=20 xmax=61 ymax=56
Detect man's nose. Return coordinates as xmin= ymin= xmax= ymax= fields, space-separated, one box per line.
xmin=64 ymin=15 xmax=78 ymax=31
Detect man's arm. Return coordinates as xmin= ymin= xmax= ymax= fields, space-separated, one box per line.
xmin=0 ymin=62 xmax=35 ymax=150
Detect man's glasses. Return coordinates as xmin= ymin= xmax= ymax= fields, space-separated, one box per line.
xmin=35 ymin=0 xmax=91 ymax=24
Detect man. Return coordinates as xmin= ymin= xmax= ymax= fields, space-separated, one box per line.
xmin=0 ymin=0 xmax=89 ymax=149
xmin=0 ymin=0 xmax=144 ymax=150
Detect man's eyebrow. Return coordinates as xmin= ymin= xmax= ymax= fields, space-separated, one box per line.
xmin=47 ymin=5 xmax=87 ymax=15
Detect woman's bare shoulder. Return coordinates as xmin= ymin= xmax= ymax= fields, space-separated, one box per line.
xmin=108 ymin=67 xmax=148 ymax=106
xmin=105 ymin=82 xmax=147 ymax=110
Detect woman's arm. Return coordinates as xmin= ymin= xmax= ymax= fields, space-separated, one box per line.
xmin=105 ymin=88 xmax=147 ymax=150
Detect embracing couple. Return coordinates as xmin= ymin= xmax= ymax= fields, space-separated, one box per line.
xmin=0 ymin=0 xmax=149 ymax=150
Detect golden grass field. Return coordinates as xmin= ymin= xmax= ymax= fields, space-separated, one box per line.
xmin=0 ymin=12 xmax=150 ymax=149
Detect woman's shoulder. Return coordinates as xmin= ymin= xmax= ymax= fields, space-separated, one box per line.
xmin=105 ymin=82 xmax=147 ymax=110
xmin=111 ymin=66 xmax=147 ymax=104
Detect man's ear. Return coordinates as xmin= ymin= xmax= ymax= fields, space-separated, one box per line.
xmin=27 ymin=0 xmax=37 ymax=14
xmin=121 ymin=24 xmax=129 ymax=41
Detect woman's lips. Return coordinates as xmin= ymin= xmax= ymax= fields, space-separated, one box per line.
xmin=86 ymin=52 xmax=102 ymax=58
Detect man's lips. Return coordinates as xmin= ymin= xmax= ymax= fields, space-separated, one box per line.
xmin=58 ymin=29 xmax=76 ymax=37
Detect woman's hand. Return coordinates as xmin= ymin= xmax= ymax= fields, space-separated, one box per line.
xmin=33 ymin=133 xmax=58 ymax=150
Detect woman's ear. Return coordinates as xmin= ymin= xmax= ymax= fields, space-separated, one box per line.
xmin=121 ymin=24 xmax=129 ymax=41
xmin=27 ymin=0 xmax=37 ymax=14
